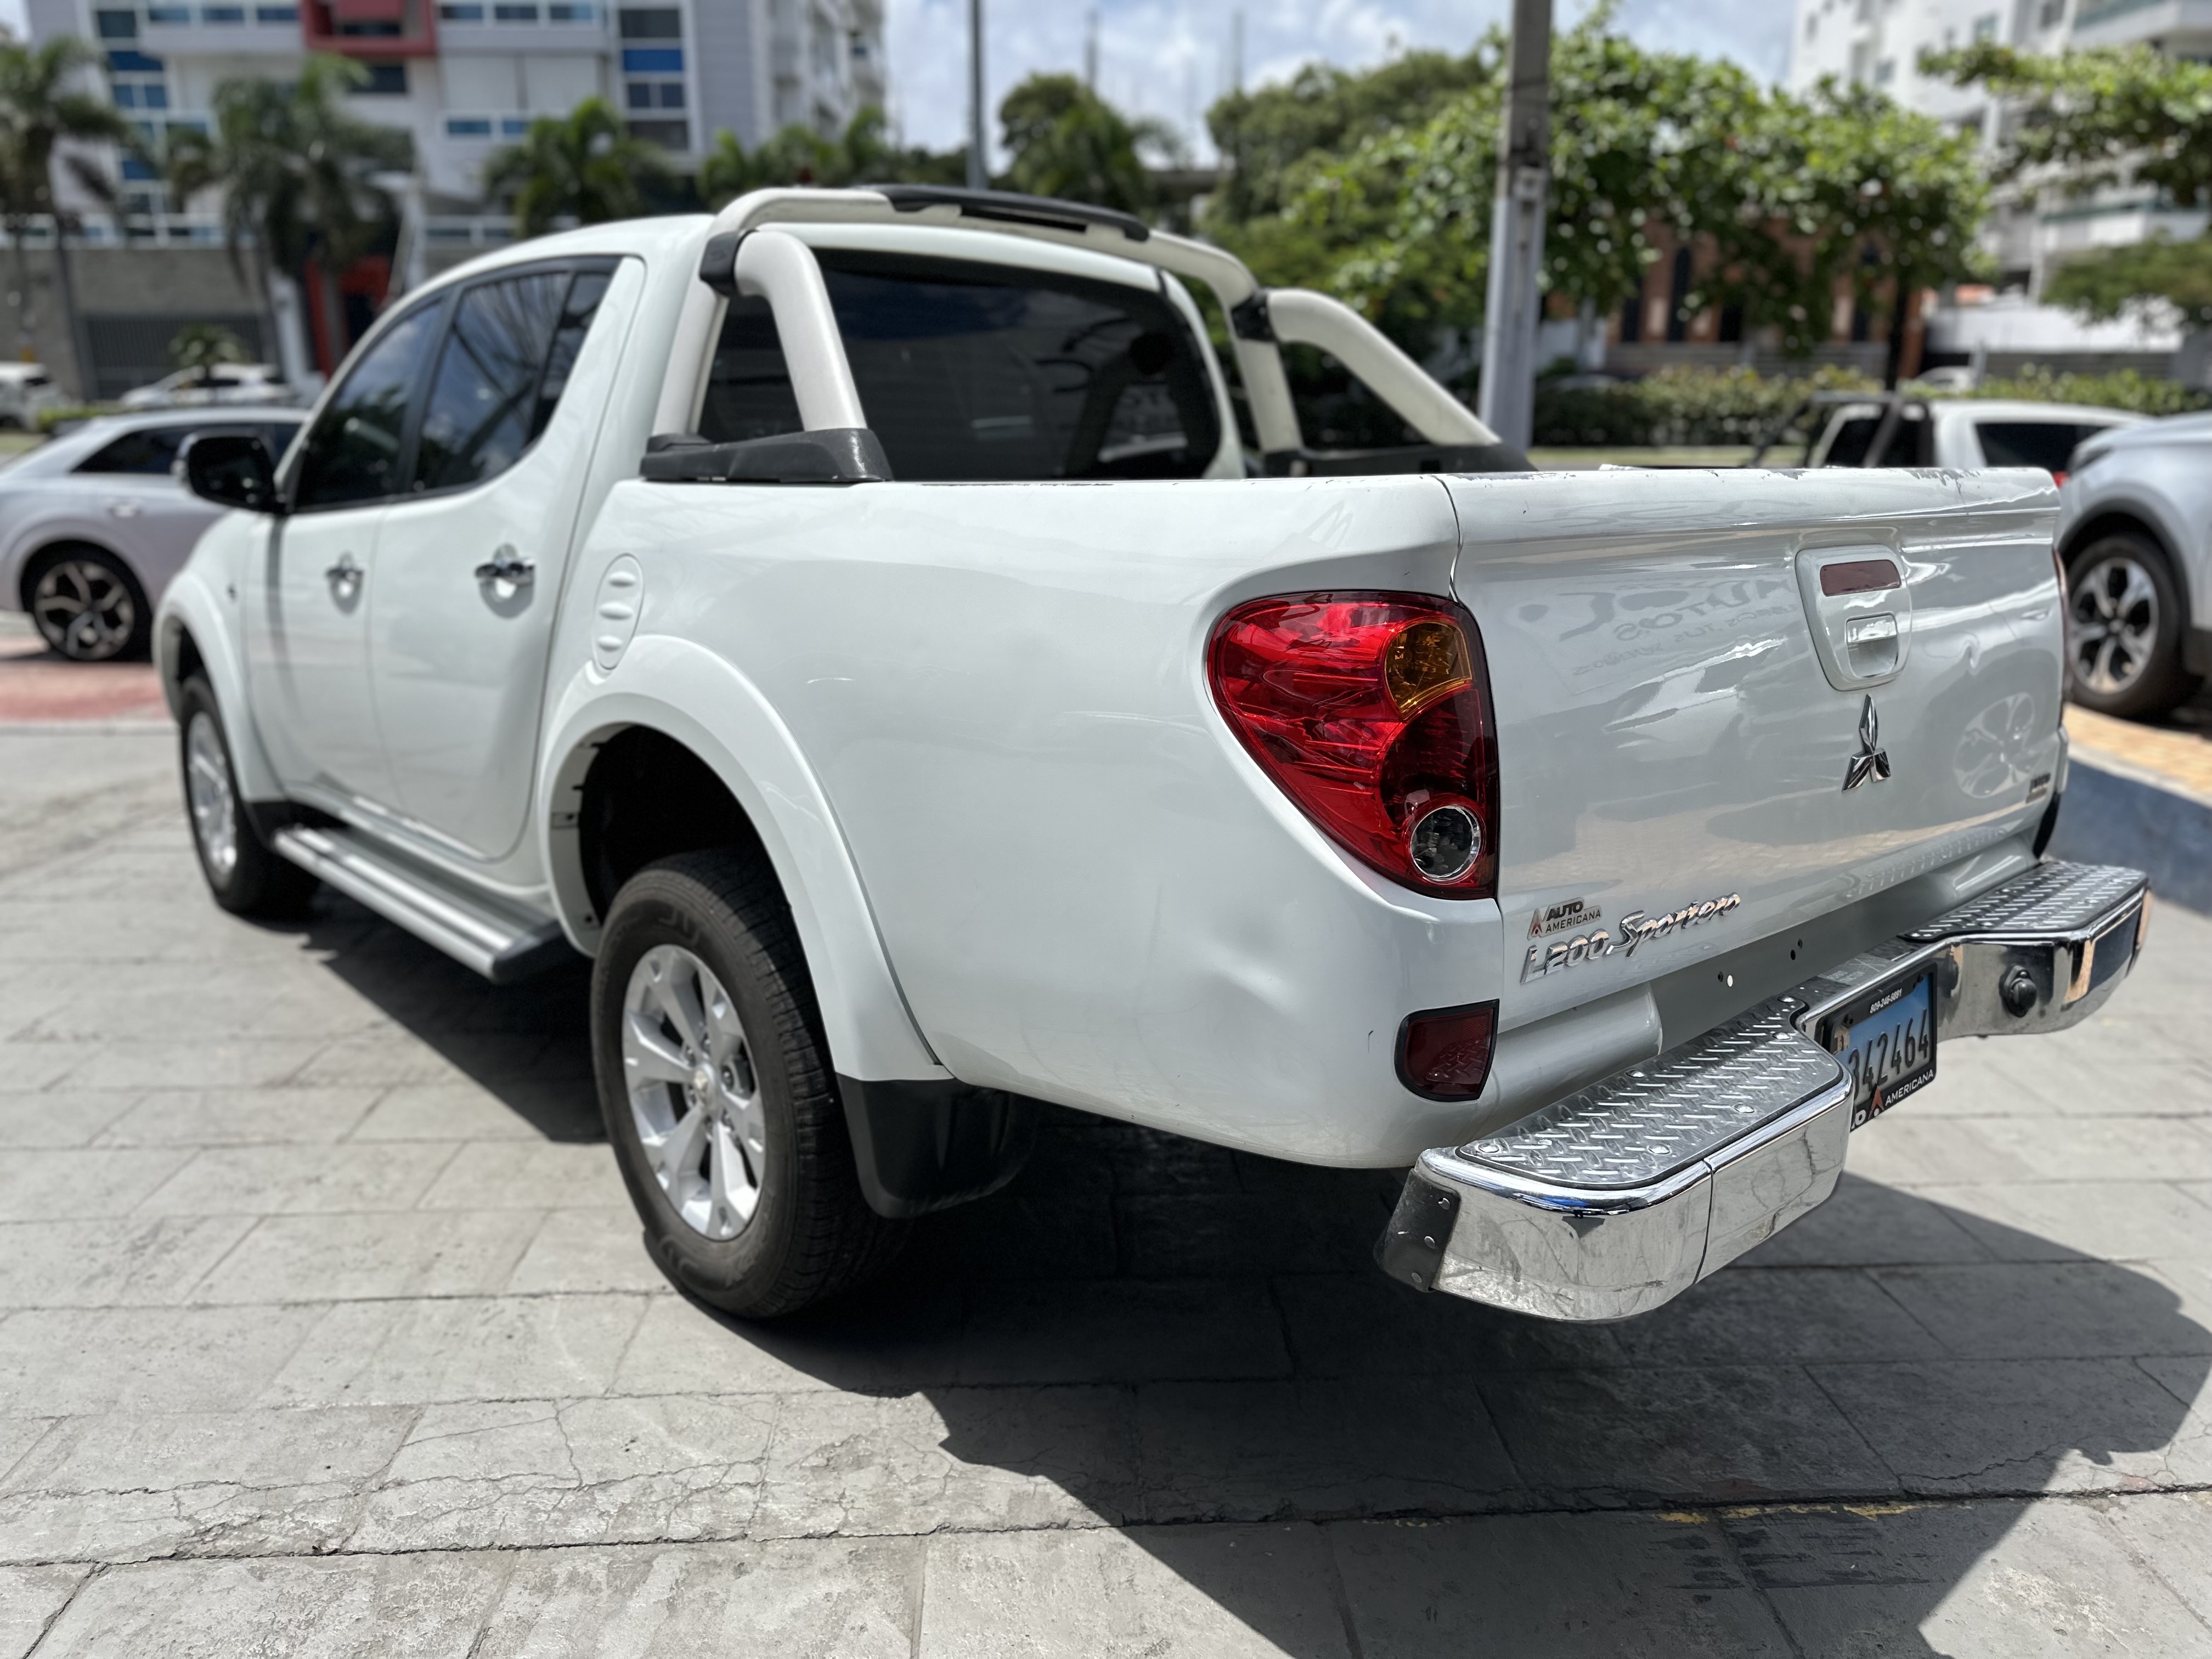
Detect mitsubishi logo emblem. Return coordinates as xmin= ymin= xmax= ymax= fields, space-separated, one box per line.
xmin=1844 ymin=695 xmax=1892 ymax=791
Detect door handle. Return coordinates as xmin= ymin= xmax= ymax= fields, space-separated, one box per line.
xmin=325 ymin=552 xmax=362 ymax=588
xmin=109 ymin=500 xmax=144 ymax=520
xmin=474 ymin=548 xmax=534 ymax=587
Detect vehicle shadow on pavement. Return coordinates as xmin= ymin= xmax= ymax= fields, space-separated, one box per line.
xmin=300 ymin=892 xmax=2210 ymax=1655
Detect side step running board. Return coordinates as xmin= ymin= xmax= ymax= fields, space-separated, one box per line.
xmin=273 ymin=825 xmax=574 ymax=983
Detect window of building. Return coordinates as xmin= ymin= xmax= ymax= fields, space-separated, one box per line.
xmin=256 ymin=4 xmax=298 ymax=20
xmin=202 ymin=5 xmax=246 ymax=21
xmin=105 ymin=47 xmax=165 ymax=72
xmin=625 ymin=117 xmax=689 ymax=148
xmin=2037 ymin=0 xmax=2066 ymax=25
xmin=1874 ymin=57 xmax=1896 ymax=84
xmin=445 ymin=115 xmax=493 ymax=136
xmin=359 ymin=63 xmax=409 ymax=94
xmin=625 ymin=78 xmax=684 ymax=109
xmin=1972 ymin=13 xmax=1999 ymax=39
xmin=494 ymin=3 xmax=540 ymax=19
xmin=620 ymin=45 xmax=682 ymax=70
xmin=548 ymin=3 xmax=594 ymax=19
xmin=439 ymin=2 xmax=486 ymax=15
xmin=145 ymin=3 xmax=190 ymax=18
xmin=618 ymin=6 xmax=680 ymax=36
xmin=501 ymin=116 xmax=529 ymax=135
xmin=94 ymin=9 xmax=137 ymax=36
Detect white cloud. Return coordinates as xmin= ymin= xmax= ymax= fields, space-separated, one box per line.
xmin=883 ymin=0 xmax=1797 ymax=163
xmin=0 ymin=0 xmax=29 ymax=40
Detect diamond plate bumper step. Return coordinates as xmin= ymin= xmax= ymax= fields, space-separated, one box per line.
xmin=1381 ymin=859 xmax=2150 ymax=1321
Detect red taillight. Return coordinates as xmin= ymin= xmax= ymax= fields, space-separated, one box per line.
xmin=1397 ymin=1001 xmax=1498 ymax=1099
xmin=1208 ymin=590 xmax=1499 ymax=898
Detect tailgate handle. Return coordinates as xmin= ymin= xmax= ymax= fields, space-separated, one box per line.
xmin=1797 ymin=547 xmax=1912 ymax=691
xmin=1844 ymin=612 xmax=1900 ymax=677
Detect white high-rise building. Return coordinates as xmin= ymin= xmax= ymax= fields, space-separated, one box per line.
xmin=24 ymin=0 xmax=889 ymax=207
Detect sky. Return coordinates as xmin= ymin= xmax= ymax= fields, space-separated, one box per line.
xmin=0 ymin=0 xmax=1798 ymax=161
xmin=884 ymin=0 xmax=1799 ymax=162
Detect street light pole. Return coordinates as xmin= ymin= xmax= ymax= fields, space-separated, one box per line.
xmin=1476 ymin=0 xmax=1552 ymax=453
xmin=966 ymin=0 xmax=988 ymax=191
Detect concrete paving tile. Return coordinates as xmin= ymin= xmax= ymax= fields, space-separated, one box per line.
xmin=608 ymin=1286 xmax=967 ymax=1397
xmin=1963 ymin=1116 xmax=2212 ymax=1182
xmin=1481 ymin=1365 xmax=1900 ymax=1505
xmin=1333 ymin=1511 xmax=1796 ymax=1658
xmin=58 ymin=1039 xmax=325 ymax=1093
xmin=2136 ymin=1354 xmax=2212 ymax=1413
xmin=0 ymin=1148 xmax=191 ymax=1220
xmin=416 ymin=1141 xmax=627 ymax=1210
xmin=1812 ymin=1357 xmax=2210 ymax=1494
xmin=1135 ymin=1376 xmax=1524 ymax=1521
xmin=467 ymin=1538 xmax=918 ymax=1658
xmin=1272 ymin=1273 xmax=1629 ymax=1377
xmin=29 ymin=1551 xmax=515 ymax=1657
xmin=1116 ymin=1184 xmax=1394 ymax=1278
xmin=1736 ymin=1496 xmax=2212 ymax=1657
xmin=1968 ymin=1042 xmax=2212 ymax=1118
xmin=2105 ymin=1491 xmax=2212 ymax=1626
xmin=1922 ymin=1181 xmax=2212 ymax=1264
xmin=1871 ymin=1262 xmax=2212 ymax=1360
xmin=504 ymin=1209 xmax=665 ymax=1295
xmin=348 ymin=1079 xmax=573 ymax=1142
xmin=753 ymin=1386 xmax=1136 ymax=1537
xmin=94 ymin=1087 xmax=383 ymax=1147
xmin=189 ymin=1209 xmax=546 ymax=1302
xmin=0 ymin=1405 xmax=414 ymax=1565
xmin=0 ymin=1305 xmax=325 ymax=1414
xmin=1612 ymin=1268 xmax=1945 ymax=1367
xmin=11 ymin=978 xmax=384 ymax=1043
xmin=956 ymin=1278 xmax=1290 ymax=1385
xmin=1842 ymin=1114 xmax=2045 ymax=1187
xmin=0 ymin=1564 xmax=89 ymax=1659
xmin=262 ymin=1293 xmax=652 ymax=1407
xmin=0 ymin=1092 xmax=139 ymax=1149
xmin=291 ymin=1031 xmax=549 ymax=1090
xmin=0 ymin=1423 xmax=53 ymax=1490
xmin=0 ymin=1046 xmax=80 ymax=1093
xmin=0 ymin=1216 xmax=255 ymax=1308
xmin=2033 ymin=1009 xmax=2209 ymax=1073
xmin=352 ymin=1392 xmax=772 ymax=1551
xmin=918 ymin=1523 xmax=1350 ymax=1658
xmin=1735 ymin=1175 xmax=1997 ymax=1269
xmin=137 ymin=1141 xmax=461 ymax=1217
xmin=899 ymin=1183 xmax=1121 ymax=1283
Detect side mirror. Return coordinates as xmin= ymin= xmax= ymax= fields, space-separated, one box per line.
xmin=180 ymin=432 xmax=283 ymax=514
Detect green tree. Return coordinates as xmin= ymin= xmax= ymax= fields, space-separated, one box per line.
xmin=0 ymin=37 xmax=132 ymax=376
xmin=482 ymin=96 xmax=673 ymax=236
xmin=998 ymin=73 xmax=1180 ymax=215
xmin=166 ymin=320 xmax=247 ymax=382
xmin=166 ymin=55 xmax=414 ymax=365
xmin=697 ymin=106 xmax=961 ymax=209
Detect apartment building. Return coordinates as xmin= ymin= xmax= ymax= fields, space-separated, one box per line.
xmin=24 ymin=0 xmax=888 ymax=204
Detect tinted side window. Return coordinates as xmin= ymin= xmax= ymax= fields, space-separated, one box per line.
xmin=1821 ymin=409 xmax=1931 ymax=467
xmin=1282 ymin=344 xmax=1420 ymax=449
xmin=295 ymin=305 xmax=442 ymax=510
xmin=412 ymin=272 xmax=571 ymax=493
xmin=529 ymin=269 xmax=613 ymax=445
xmin=816 ymin=249 xmax=1220 ymax=482
xmin=697 ymin=296 xmax=804 ymax=444
xmin=1977 ymin=421 xmax=2090 ymax=472
xmin=75 ymin=426 xmax=188 ymax=475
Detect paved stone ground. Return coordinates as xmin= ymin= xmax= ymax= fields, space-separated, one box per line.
xmin=0 ymin=727 xmax=2209 ymax=1657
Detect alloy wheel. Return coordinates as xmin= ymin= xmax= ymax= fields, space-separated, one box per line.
xmin=31 ymin=557 xmax=136 ymax=661
xmin=184 ymin=710 xmax=239 ymax=883
xmin=620 ymin=943 xmax=767 ymax=1241
xmin=2068 ymin=553 xmax=2159 ymax=699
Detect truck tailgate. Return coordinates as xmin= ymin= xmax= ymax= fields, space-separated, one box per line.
xmin=1442 ymin=467 xmax=2066 ymax=1031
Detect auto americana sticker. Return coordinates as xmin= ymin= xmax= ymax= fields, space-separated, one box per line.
xmin=1521 ymin=892 xmax=1743 ymax=983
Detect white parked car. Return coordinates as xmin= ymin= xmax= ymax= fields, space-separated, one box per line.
xmin=1798 ymin=393 xmax=2142 ymax=473
xmin=156 ymin=187 xmax=2147 ymax=1323
xmin=119 ymin=362 xmax=297 ymax=410
xmin=0 ymin=363 xmax=64 ymax=429
xmin=0 ymin=408 xmax=306 ymax=659
xmin=2056 ymin=411 xmax=2212 ymax=719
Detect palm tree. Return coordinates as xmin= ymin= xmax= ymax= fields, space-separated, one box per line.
xmin=165 ymin=55 xmax=413 ymax=373
xmin=697 ymin=107 xmax=962 ymax=210
xmin=999 ymin=74 xmax=1182 ymax=216
xmin=483 ymin=98 xmax=674 ymax=238
xmin=0 ymin=37 xmax=133 ymax=383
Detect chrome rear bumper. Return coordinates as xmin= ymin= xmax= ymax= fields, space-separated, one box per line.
xmin=1381 ymin=860 xmax=2151 ymax=1322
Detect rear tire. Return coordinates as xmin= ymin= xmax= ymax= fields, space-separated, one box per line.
xmin=178 ymin=676 xmax=319 ymax=918
xmin=591 ymin=850 xmax=906 ymax=1318
xmin=27 ymin=545 xmax=150 ymax=662
xmin=2064 ymin=533 xmax=2202 ymax=719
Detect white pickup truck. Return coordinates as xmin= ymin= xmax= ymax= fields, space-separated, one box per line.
xmin=158 ymin=186 xmax=2149 ymax=1322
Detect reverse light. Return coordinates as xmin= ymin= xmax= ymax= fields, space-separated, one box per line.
xmin=1208 ymin=591 xmax=1499 ymax=898
xmin=1397 ymin=1001 xmax=1499 ymax=1099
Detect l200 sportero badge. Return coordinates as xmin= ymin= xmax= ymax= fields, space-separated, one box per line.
xmin=1520 ymin=892 xmax=1743 ymax=983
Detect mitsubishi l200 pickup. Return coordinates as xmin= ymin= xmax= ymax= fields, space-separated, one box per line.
xmin=156 ymin=186 xmax=2148 ymax=1321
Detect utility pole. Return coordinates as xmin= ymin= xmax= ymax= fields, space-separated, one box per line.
xmin=1084 ymin=9 xmax=1098 ymax=90
xmin=966 ymin=0 xmax=987 ymax=190
xmin=1476 ymin=0 xmax=1551 ymax=453
xmin=1229 ymin=9 xmax=1244 ymax=93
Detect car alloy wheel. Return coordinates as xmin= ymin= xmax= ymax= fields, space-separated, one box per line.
xmin=184 ymin=709 xmax=240 ymax=882
xmin=620 ymin=942 xmax=768 ymax=1242
xmin=32 ymin=556 xmax=137 ymax=662
xmin=2068 ymin=552 xmax=2158 ymax=698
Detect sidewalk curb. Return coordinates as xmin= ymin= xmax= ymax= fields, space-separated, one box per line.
xmin=2049 ymin=754 xmax=2212 ymax=916
xmin=0 ymin=719 xmax=173 ymax=735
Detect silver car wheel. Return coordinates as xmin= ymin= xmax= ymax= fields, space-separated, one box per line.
xmin=2068 ymin=554 xmax=2159 ymax=698
xmin=621 ymin=943 xmax=766 ymax=1241
xmin=32 ymin=557 xmax=136 ymax=662
xmin=184 ymin=711 xmax=239 ymax=882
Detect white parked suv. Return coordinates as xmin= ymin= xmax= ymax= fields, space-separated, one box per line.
xmin=2056 ymin=412 xmax=2212 ymax=719
xmin=156 ymin=187 xmax=2149 ymax=1322
xmin=0 ymin=363 xmax=64 ymax=429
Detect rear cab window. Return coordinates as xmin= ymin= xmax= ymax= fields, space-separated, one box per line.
xmin=1975 ymin=420 xmax=2103 ymax=477
xmin=697 ymin=249 xmax=1222 ymax=482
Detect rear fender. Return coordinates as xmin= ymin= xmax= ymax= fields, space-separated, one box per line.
xmin=538 ymin=635 xmax=945 ymax=1086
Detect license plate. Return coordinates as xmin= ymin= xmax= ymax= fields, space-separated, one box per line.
xmin=1818 ymin=969 xmax=1937 ymax=1129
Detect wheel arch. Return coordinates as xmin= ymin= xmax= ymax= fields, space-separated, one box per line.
xmin=538 ymin=649 xmax=944 ymax=1087
xmin=153 ymin=566 xmax=285 ymax=802
xmin=2059 ymin=504 xmax=2193 ymax=619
